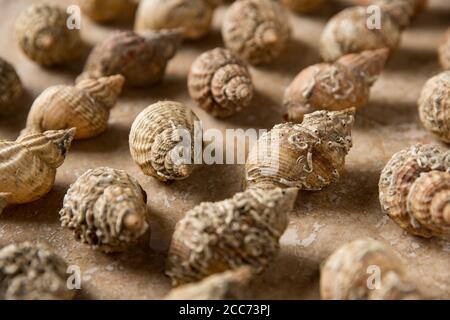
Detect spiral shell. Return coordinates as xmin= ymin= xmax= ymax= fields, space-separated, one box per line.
xmin=129 ymin=101 xmax=200 ymax=182
xmin=0 ymin=57 xmax=23 ymax=115
xmin=166 ymin=187 xmax=298 ymax=286
xmin=418 ymin=71 xmax=450 ymax=143
xmin=320 ymin=6 xmax=401 ymax=62
xmin=0 ymin=242 xmax=74 ymax=300
xmin=246 ymin=109 xmax=354 ymax=191
xmin=79 ymin=30 xmax=181 ymax=87
xmin=320 ymin=238 xmax=421 ymax=300
xmin=0 ymin=129 xmax=75 ymax=214
xmin=188 ymin=48 xmax=254 ymax=118
xmin=281 ymin=0 xmax=327 ymax=13
xmin=439 ymin=28 xmax=450 ymax=70
xmin=79 ymin=0 xmax=137 ymax=23
xmin=222 ymin=0 xmax=291 ymax=65
xmin=60 ymin=167 xmax=149 ymax=253
xmin=379 ymin=144 xmax=450 ymax=239
xmin=135 ymin=0 xmax=213 ymax=40
xmin=15 ymin=4 xmax=83 ymax=67
xmin=284 ymin=49 xmax=389 ymax=122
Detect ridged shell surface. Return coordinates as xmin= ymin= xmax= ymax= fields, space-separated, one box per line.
xmin=0 ymin=57 xmax=23 ymax=114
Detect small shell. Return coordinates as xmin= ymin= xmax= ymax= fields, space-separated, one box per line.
xmin=281 ymin=0 xmax=327 ymax=13
xmin=0 ymin=57 xmax=23 ymax=115
xmin=0 ymin=242 xmax=74 ymax=300
xmin=379 ymin=144 xmax=450 ymax=239
xmin=78 ymin=30 xmax=181 ymax=87
xmin=166 ymin=187 xmax=298 ymax=286
xmin=60 ymin=167 xmax=149 ymax=253
xmin=0 ymin=129 xmax=75 ymax=214
xmin=15 ymin=4 xmax=83 ymax=67
xmin=188 ymin=48 xmax=254 ymax=118
xmin=129 ymin=101 xmax=200 ymax=182
xmin=320 ymin=6 xmax=401 ymax=62
xmin=418 ymin=71 xmax=450 ymax=143
xmin=246 ymin=109 xmax=355 ymax=191
xmin=222 ymin=0 xmax=291 ymax=65
xmin=438 ymin=28 xmax=450 ymax=70
xmin=135 ymin=0 xmax=213 ymax=40
xmin=284 ymin=49 xmax=389 ymax=122
xmin=320 ymin=238 xmax=421 ymax=300
xmin=79 ymin=0 xmax=137 ymax=23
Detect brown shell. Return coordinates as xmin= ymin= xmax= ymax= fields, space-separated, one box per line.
xmin=60 ymin=167 xmax=149 ymax=253
xmin=281 ymin=0 xmax=327 ymax=13
xmin=78 ymin=30 xmax=181 ymax=87
xmin=418 ymin=71 xmax=450 ymax=143
xmin=135 ymin=0 xmax=213 ymax=40
xmin=15 ymin=4 xmax=83 ymax=67
xmin=166 ymin=188 xmax=298 ymax=286
xmin=379 ymin=144 xmax=450 ymax=238
xmin=0 ymin=57 xmax=23 ymax=115
xmin=79 ymin=0 xmax=137 ymax=23
xmin=439 ymin=28 xmax=450 ymax=70
xmin=222 ymin=0 xmax=291 ymax=65
xmin=320 ymin=6 xmax=401 ymax=62
xmin=0 ymin=129 xmax=75 ymax=214
xmin=188 ymin=48 xmax=254 ymax=118
xmin=25 ymin=75 xmax=124 ymax=140
xmin=320 ymin=238 xmax=421 ymax=300
xmin=284 ymin=49 xmax=389 ymax=122
xmin=0 ymin=242 xmax=74 ymax=300
xmin=129 ymin=101 xmax=200 ymax=182
xmin=246 ymin=109 xmax=354 ymax=190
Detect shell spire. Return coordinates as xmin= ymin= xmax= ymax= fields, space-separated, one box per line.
xmin=75 ymin=74 xmax=125 ymax=110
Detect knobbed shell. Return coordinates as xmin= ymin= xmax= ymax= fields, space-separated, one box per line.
xmin=379 ymin=144 xmax=450 ymax=239
xmin=284 ymin=49 xmax=388 ymax=122
xmin=188 ymin=48 xmax=254 ymax=118
xmin=15 ymin=4 xmax=83 ymax=66
xmin=281 ymin=0 xmax=327 ymax=13
xmin=78 ymin=30 xmax=181 ymax=87
xmin=166 ymin=187 xmax=298 ymax=286
xmin=60 ymin=167 xmax=149 ymax=253
xmin=418 ymin=71 xmax=450 ymax=143
xmin=0 ymin=129 xmax=75 ymax=214
xmin=222 ymin=0 xmax=291 ymax=65
xmin=246 ymin=109 xmax=355 ymax=190
xmin=129 ymin=101 xmax=200 ymax=182
xmin=24 ymin=75 xmax=124 ymax=140
xmin=0 ymin=242 xmax=74 ymax=300
xmin=135 ymin=0 xmax=213 ymax=40
xmin=321 ymin=238 xmax=422 ymax=300
xmin=0 ymin=57 xmax=23 ymax=115
xmin=439 ymin=28 xmax=450 ymax=70
xmin=79 ymin=0 xmax=138 ymax=23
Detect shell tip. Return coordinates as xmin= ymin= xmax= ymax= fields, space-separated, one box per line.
xmin=123 ymin=212 xmax=145 ymax=231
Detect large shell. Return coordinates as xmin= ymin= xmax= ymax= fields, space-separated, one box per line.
xmin=320 ymin=6 xmax=401 ymax=62
xmin=0 ymin=242 xmax=74 ymax=300
xmin=188 ymin=48 xmax=254 ymax=118
xmin=78 ymin=30 xmax=181 ymax=87
xmin=222 ymin=0 xmax=291 ymax=65
xmin=15 ymin=4 xmax=83 ymax=67
xmin=166 ymin=187 xmax=298 ymax=286
xmin=0 ymin=57 xmax=23 ymax=115
xmin=24 ymin=75 xmax=124 ymax=140
xmin=320 ymin=238 xmax=421 ymax=300
xmin=379 ymin=144 xmax=450 ymax=238
xmin=284 ymin=49 xmax=389 ymax=122
xmin=281 ymin=0 xmax=327 ymax=13
xmin=129 ymin=101 xmax=200 ymax=182
xmin=438 ymin=28 xmax=450 ymax=70
xmin=418 ymin=71 xmax=450 ymax=143
xmin=60 ymin=167 xmax=149 ymax=253
xmin=79 ymin=0 xmax=138 ymax=23
xmin=246 ymin=109 xmax=355 ymax=190
xmin=0 ymin=129 xmax=75 ymax=214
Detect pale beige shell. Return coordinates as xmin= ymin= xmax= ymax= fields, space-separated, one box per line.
xmin=438 ymin=28 xmax=450 ymax=70
xmin=135 ymin=0 xmax=213 ymax=40
xmin=129 ymin=101 xmax=200 ymax=182
xmin=281 ymin=0 xmax=327 ymax=13
xmin=246 ymin=109 xmax=354 ymax=190
xmin=284 ymin=49 xmax=389 ymax=122
xmin=320 ymin=6 xmax=401 ymax=62
xmin=418 ymin=71 xmax=450 ymax=143
xmin=222 ymin=0 xmax=291 ymax=65
xmin=0 ymin=129 xmax=75 ymax=214
xmin=0 ymin=242 xmax=74 ymax=300
xmin=0 ymin=57 xmax=23 ymax=115
xmin=188 ymin=48 xmax=254 ymax=118
xmin=379 ymin=144 xmax=450 ymax=239
xmin=60 ymin=167 xmax=149 ymax=253
xmin=15 ymin=4 xmax=83 ymax=67
xmin=320 ymin=238 xmax=421 ymax=300
xmin=166 ymin=188 xmax=298 ymax=286
xmin=79 ymin=0 xmax=137 ymax=23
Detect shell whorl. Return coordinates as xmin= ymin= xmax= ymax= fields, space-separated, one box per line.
xmin=75 ymin=75 xmax=125 ymax=110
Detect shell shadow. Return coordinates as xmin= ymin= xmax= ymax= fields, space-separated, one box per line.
xmin=357 ymin=98 xmax=420 ymax=127
xmin=387 ymin=46 xmax=440 ymax=72
xmin=181 ymin=27 xmax=224 ymax=53
xmin=412 ymin=5 xmax=450 ymax=30
xmin=0 ymin=88 xmax=33 ymax=138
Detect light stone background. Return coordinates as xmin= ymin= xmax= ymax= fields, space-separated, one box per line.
xmin=0 ymin=0 xmax=449 ymax=299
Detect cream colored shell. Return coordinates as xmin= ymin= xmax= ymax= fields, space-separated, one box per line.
xmin=0 ymin=57 xmax=23 ymax=115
